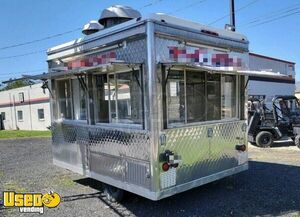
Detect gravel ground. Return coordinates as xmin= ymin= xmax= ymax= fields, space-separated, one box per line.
xmin=0 ymin=138 xmax=300 ymax=217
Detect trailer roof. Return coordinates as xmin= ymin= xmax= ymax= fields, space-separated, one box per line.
xmin=47 ymin=13 xmax=248 ymax=55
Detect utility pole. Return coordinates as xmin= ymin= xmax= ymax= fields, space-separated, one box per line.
xmin=230 ymin=0 xmax=236 ymax=31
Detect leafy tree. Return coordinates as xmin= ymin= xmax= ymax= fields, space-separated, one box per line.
xmin=0 ymin=79 xmax=35 ymax=91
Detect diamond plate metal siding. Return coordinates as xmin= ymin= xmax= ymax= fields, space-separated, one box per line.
xmin=49 ymin=38 xmax=147 ymax=69
xmin=52 ymin=123 xmax=89 ymax=172
xmin=89 ymin=126 xmax=150 ymax=160
xmin=48 ymin=24 xmax=146 ymax=61
xmin=160 ymin=168 xmax=176 ymax=189
xmin=116 ymin=38 xmax=147 ymax=63
xmin=52 ymin=122 xmax=151 ymax=188
xmin=162 ymin=121 xmax=247 ymax=185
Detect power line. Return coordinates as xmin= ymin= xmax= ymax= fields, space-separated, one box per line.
xmin=139 ymin=0 xmax=165 ymax=9
xmin=0 ymin=49 xmax=47 ymax=60
xmin=246 ymin=9 xmax=300 ymax=28
xmin=0 ymin=28 xmax=81 ymax=51
xmin=167 ymin=0 xmax=208 ymax=15
xmin=0 ymin=0 xmax=166 ymax=52
xmin=241 ymin=3 xmax=300 ymax=27
xmin=208 ymin=0 xmax=260 ymax=25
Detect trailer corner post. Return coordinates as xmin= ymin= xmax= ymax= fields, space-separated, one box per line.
xmin=87 ymin=74 xmax=95 ymax=125
xmin=146 ymin=20 xmax=160 ymax=192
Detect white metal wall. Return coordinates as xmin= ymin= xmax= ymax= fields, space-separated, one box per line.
xmin=0 ymin=84 xmax=51 ymax=130
xmin=249 ymin=54 xmax=295 ymax=76
xmin=248 ymin=53 xmax=296 ymax=108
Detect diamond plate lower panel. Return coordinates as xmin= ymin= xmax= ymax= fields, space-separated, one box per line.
xmin=52 ymin=121 xmax=151 ymax=188
xmin=162 ymin=121 xmax=247 ymax=185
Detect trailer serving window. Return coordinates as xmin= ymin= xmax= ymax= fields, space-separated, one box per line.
xmin=94 ymin=69 xmax=143 ymax=126
xmin=72 ymin=78 xmax=87 ymax=120
xmin=164 ymin=69 xmax=238 ymax=128
xmin=57 ymin=79 xmax=72 ymax=119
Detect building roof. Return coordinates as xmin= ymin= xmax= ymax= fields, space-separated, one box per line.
xmin=250 ymin=53 xmax=295 ymax=65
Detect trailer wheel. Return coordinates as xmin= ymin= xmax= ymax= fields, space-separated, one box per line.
xmin=256 ymin=131 xmax=273 ymax=148
xmin=295 ymin=135 xmax=300 ymax=149
xmin=103 ymin=184 xmax=124 ymax=202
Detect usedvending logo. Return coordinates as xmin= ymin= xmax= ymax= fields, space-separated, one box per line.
xmin=2 ymin=191 xmax=61 ymax=214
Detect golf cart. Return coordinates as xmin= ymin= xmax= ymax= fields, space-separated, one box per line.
xmin=248 ymin=95 xmax=300 ymax=148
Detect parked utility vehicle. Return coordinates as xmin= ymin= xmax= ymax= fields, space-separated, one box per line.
xmin=248 ymin=95 xmax=300 ymax=148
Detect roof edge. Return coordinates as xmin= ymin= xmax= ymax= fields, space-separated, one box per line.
xmin=250 ymin=52 xmax=295 ymax=65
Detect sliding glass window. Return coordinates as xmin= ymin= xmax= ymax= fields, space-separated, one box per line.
xmin=221 ymin=75 xmax=237 ymax=119
xmin=186 ymin=71 xmax=206 ymax=123
xmin=166 ymin=71 xmax=185 ymax=124
xmin=94 ymin=74 xmax=110 ymax=123
xmin=164 ymin=69 xmax=238 ymax=128
xmin=57 ymin=79 xmax=72 ymax=119
xmin=207 ymin=73 xmax=221 ymax=121
xmin=72 ymin=78 xmax=87 ymax=120
xmin=94 ymin=70 xmax=143 ymax=126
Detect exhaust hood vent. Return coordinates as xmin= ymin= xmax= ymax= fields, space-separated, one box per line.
xmin=82 ymin=20 xmax=104 ymax=35
xmin=98 ymin=5 xmax=141 ymax=28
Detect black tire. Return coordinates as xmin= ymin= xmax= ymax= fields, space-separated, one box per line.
xmin=256 ymin=131 xmax=273 ymax=148
xmin=295 ymin=135 xmax=300 ymax=149
xmin=103 ymin=184 xmax=124 ymax=202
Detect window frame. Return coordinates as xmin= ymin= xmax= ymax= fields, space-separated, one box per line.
xmin=71 ymin=77 xmax=88 ymax=121
xmin=17 ymin=110 xmax=23 ymax=122
xmin=93 ymin=67 xmax=145 ymax=129
xmin=37 ymin=108 xmax=45 ymax=121
xmin=163 ymin=67 xmax=240 ymax=129
xmin=19 ymin=92 xmax=25 ymax=103
xmin=55 ymin=78 xmax=74 ymax=120
xmin=1 ymin=112 xmax=5 ymax=121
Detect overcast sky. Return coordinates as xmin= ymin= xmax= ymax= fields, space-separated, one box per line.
xmin=0 ymin=0 xmax=299 ymax=81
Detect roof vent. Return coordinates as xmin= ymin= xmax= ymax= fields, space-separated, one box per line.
xmin=82 ymin=20 xmax=104 ymax=35
xmin=98 ymin=5 xmax=141 ymax=28
xmin=225 ymin=24 xmax=236 ymax=32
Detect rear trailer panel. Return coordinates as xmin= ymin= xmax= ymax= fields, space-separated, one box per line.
xmin=48 ymin=14 xmax=249 ymax=200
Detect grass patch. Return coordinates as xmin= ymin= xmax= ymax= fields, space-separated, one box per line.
xmin=0 ymin=170 xmax=4 ymax=178
xmin=3 ymin=181 xmax=28 ymax=193
xmin=55 ymin=175 xmax=76 ymax=188
xmin=0 ymin=130 xmax=51 ymax=139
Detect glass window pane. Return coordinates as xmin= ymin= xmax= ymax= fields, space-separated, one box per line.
xmin=109 ymin=74 xmax=117 ymax=122
xmin=57 ymin=80 xmax=72 ymax=119
xmin=38 ymin=109 xmax=45 ymax=120
xmin=115 ymin=71 xmax=142 ymax=124
xmin=1 ymin=112 xmax=5 ymax=121
xmin=207 ymin=74 xmax=221 ymax=121
xmin=186 ymin=71 xmax=206 ymax=123
xmin=17 ymin=110 xmax=23 ymax=121
xmin=94 ymin=74 xmax=109 ymax=123
xmin=221 ymin=75 xmax=237 ymax=119
xmin=72 ymin=79 xmax=87 ymax=120
xmin=19 ymin=93 xmax=24 ymax=103
xmin=167 ymin=70 xmax=185 ymax=124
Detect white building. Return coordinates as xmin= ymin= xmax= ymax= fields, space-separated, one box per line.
xmin=248 ymin=53 xmax=296 ymax=108
xmin=0 ymin=83 xmax=51 ymax=130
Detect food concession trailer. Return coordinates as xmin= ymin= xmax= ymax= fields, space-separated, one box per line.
xmin=43 ymin=6 xmax=253 ymax=201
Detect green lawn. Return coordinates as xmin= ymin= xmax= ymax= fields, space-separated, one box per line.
xmin=0 ymin=130 xmax=51 ymax=139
